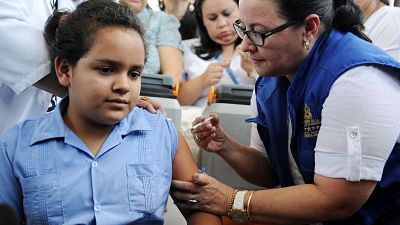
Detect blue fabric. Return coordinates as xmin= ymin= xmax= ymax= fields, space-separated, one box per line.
xmin=138 ymin=6 xmax=183 ymax=74
xmin=247 ymin=76 xmax=292 ymax=186
xmin=250 ymin=30 xmax=400 ymax=224
xmin=215 ymin=56 xmax=239 ymax=84
xmin=0 ymin=98 xmax=178 ymax=225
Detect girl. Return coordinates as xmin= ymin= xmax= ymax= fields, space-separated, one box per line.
xmin=0 ymin=1 xmax=221 ymax=224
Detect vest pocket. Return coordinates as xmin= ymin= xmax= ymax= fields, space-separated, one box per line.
xmin=20 ymin=174 xmax=63 ymax=225
xmin=127 ymin=164 xmax=165 ymax=213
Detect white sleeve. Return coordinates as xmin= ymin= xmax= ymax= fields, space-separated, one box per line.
xmin=249 ymin=90 xmax=268 ymax=157
xmin=0 ymin=0 xmax=51 ymax=94
xmin=315 ymin=65 xmax=400 ymax=181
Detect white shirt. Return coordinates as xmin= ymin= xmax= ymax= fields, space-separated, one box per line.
xmin=182 ymin=38 xmax=255 ymax=107
xmin=250 ymin=66 xmax=400 ymax=183
xmin=364 ymin=5 xmax=400 ymax=61
xmin=0 ymin=0 xmax=77 ymax=136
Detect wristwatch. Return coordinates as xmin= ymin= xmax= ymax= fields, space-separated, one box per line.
xmin=229 ymin=190 xmax=249 ymax=223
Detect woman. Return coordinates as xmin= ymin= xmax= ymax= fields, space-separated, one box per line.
xmin=356 ymin=0 xmax=400 ymax=60
xmin=158 ymin=0 xmax=198 ymax=40
xmin=119 ymin=0 xmax=183 ymax=83
xmin=0 ymin=1 xmax=221 ymax=224
xmin=178 ymin=0 xmax=256 ymax=106
xmin=171 ymin=0 xmax=400 ymax=224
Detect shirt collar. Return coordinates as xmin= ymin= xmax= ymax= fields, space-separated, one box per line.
xmin=30 ymin=98 xmax=153 ymax=146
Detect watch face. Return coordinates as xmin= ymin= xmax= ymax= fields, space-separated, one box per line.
xmin=231 ymin=211 xmax=249 ymax=223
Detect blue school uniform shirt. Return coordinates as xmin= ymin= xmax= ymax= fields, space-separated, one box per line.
xmin=0 ymin=98 xmax=178 ymax=225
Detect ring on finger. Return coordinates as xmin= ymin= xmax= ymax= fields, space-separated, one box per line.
xmin=188 ymin=193 xmax=198 ymax=203
xmin=140 ymin=96 xmax=150 ymax=102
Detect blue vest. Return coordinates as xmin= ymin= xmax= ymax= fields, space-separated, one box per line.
xmin=248 ymin=30 xmax=400 ymax=224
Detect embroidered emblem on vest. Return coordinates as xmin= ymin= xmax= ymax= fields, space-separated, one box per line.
xmin=304 ymin=104 xmax=321 ymax=138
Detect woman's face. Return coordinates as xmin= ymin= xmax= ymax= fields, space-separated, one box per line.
xmin=201 ymin=0 xmax=239 ymax=46
xmin=119 ymin=0 xmax=147 ymax=13
xmin=238 ymin=0 xmax=307 ymax=77
xmin=64 ymin=27 xmax=145 ymax=127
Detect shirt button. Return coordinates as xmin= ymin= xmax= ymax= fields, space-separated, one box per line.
xmin=94 ymin=205 xmax=101 ymax=211
xmin=350 ymin=131 xmax=358 ymax=138
xmin=92 ymin=161 xmax=98 ymax=167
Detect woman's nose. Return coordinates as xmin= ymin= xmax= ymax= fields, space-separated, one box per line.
xmin=217 ymin=18 xmax=228 ymax=28
xmin=241 ymin=34 xmax=256 ymax=52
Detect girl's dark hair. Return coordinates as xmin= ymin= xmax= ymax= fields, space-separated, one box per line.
xmin=275 ymin=0 xmax=371 ymax=42
xmin=44 ymin=0 xmax=148 ymax=77
xmin=193 ymin=0 xmax=241 ymax=60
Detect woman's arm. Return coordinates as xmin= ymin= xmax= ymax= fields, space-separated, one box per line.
xmin=0 ymin=0 xmax=57 ymax=95
xmin=172 ymin=173 xmax=376 ymax=224
xmin=217 ymin=134 xmax=278 ymax=187
xmin=248 ymin=175 xmax=376 ymax=224
xmin=156 ymin=12 xmax=184 ymax=83
xmin=192 ymin=114 xmax=278 ymax=187
xmin=178 ymin=61 xmax=229 ymax=105
xmin=34 ymin=74 xmax=68 ymax=97
xmin=172 ymin=131 xmax=222 ymax=225
xmin=177 ymin=76 xmax=209 ymax=105
xmin=158 ymin=46 xmax=183 ymax=83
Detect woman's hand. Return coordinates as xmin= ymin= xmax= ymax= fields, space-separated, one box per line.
xmin=201 ymin=60 xmax=230 ymax=87
xmin=171 ymin=173 xmax=235 ymax=216
xmin=236 ymin=44 xmax=254 ymax=75
xmin=136 ymin=96 xmax=167 ymax=116
xmin=192 ymin=114 xmax=226 ymax=153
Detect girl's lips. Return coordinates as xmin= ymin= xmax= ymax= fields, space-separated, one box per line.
xmin=108 ymin=98 xmax=128 ymax=104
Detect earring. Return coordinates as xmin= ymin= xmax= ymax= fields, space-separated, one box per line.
xmin=188 ymin=1 xmax=195 ymax=12
xmin=304 ymin=41 xmax=310 ymax=50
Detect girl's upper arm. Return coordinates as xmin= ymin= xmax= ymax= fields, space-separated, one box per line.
xmin=172 ymin=131 xmax=199 ymax=182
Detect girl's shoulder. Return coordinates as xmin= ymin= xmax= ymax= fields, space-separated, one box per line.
xmin=124 ymin=107 xmax=175 ymax=131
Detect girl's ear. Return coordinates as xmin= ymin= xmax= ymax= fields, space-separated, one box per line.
xmin=54 ymin=56 xmax=71 ymax=87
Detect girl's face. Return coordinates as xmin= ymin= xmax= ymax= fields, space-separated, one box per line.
xmin=64 ymin=27 xmax=145 ymax=127
xmin=119 ymin=0 xmax=147 ymax=13
xmin=239 ymin=0 xmax=306 ymax=77
xmin=201 ymin=0 xmax=239 ymax=46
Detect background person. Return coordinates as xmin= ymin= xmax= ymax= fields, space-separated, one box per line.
xmin=0 ymin=1 xmax=221 ymax=224
xmin=119 ymin=0 xmax=184 ymax=83
xmin=356 ymin=0 xmax=400 ymax=60
xmin=177 ymin=0 xmax=256 ymax=107
xmin=0 ymin=0 xmax=77 ymax=136
xmin=171 ymin=0 xmax=400 ymax=224
xmin=158 ymin=0 xmax=198 ymax=40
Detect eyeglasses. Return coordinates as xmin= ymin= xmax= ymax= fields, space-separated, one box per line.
xmin=233 ymin=20 xmax=297 ymax=46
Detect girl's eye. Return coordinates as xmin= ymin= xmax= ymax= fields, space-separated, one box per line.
xmin=97 ymin=67 xmax=113 ymax=74
xmin=129 ymin=71 xmax=141 ymax=79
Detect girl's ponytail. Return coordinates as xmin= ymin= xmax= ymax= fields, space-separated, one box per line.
xmin=44 ymin=11 xmax=70 ymax=76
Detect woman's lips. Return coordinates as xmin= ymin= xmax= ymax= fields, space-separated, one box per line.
xmin=218 ymin=31 xmax=232 ymax=38
xmin=251 ymin=57 xmax=264 ymax=64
